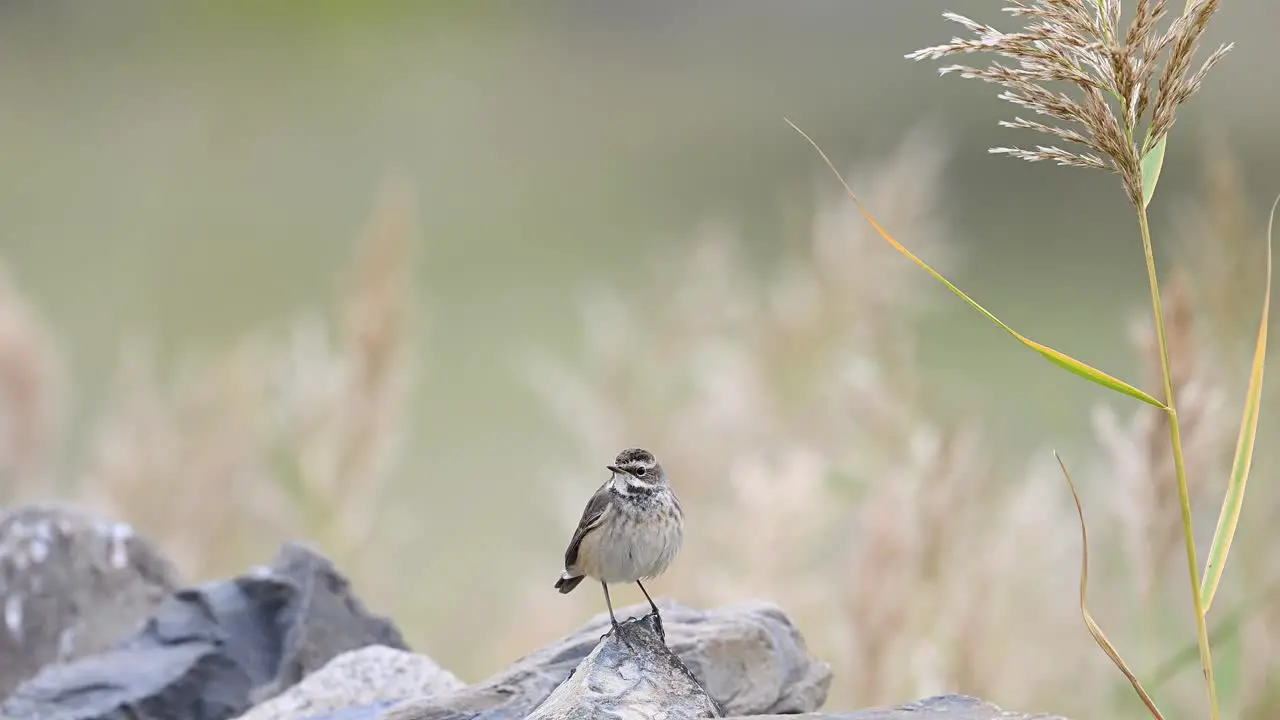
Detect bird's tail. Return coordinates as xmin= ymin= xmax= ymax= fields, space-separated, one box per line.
xmin=554 ymin=572 xmax=585 ymax=594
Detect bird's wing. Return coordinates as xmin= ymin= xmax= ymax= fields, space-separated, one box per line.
xmin=564 ymin=482 xmax=612 ymax=570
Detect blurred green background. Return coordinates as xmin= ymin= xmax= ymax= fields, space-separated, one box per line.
xmin=2 ymin=0 xmax=1279 ymax=706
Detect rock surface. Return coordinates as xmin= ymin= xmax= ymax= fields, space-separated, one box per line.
xmin=0 ymin=504 xmax=181 ymax=699
xmin=380 ymin=600 xmax=831 ymax=720
xmin=247 ymin=543 xmax=413 ymax=705
xmin=1 ymin=541 xmax=407 ymax=720
xmin=234 ymin=645 xmax=465 ymax=720
xmin=525 ymin=612 xmax=720 ymax=719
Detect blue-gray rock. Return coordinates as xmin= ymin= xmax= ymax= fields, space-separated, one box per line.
xmin=1 ymin=541 xmax=407 ymax=720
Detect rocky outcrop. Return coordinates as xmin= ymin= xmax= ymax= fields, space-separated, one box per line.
xmin=1 ymin=539 xmax=407 ymax=720
xmin=522 ymin=612 xmax=719 ymax=719
xmin=0 ymin=503 xmax=1071 ymax=720
xmin=378 ymin=609 xmax=1065 ymax=720
xmin=0 ymin=504 xmax=180 ymax=698
xmin=381 ymin=600 xmax=831 ymax=720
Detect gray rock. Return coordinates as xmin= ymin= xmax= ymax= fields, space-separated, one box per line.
xmin=234 ymin=645 xmax=464 ymax=720
xmin=2 ymin=541 xmax=408 ymax=720
xmin=379 ymin=600 xmax=831 ymax=720
xmin=723 ymin=693 xmax=1069 ymax=719
xmin=525 ymin=612 xmax=720 ymax=719
xmin=0 ymin=504 xmax=180 ymax=699
xmin=249 ymin=543 xmax=413 ymax=705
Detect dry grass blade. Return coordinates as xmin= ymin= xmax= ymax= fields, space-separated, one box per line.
xmin=785 ymin=118 xmax=1164 ymax=408
xmin=1054 ymin=451 xmax=1166 ymax=720
xmin=1200 ymin=192 xmax=1278 ymax=614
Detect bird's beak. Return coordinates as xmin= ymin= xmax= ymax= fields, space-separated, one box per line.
xmin=607 ymin=465 xmax=623 ymax=474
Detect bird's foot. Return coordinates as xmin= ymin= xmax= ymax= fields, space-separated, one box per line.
xmin=609 ymin=618 xmax=639 ymax=650
xmin=649 ymin=610 xmax=666 ymax=643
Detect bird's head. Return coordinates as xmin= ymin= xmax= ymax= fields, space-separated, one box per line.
xmin=608 ymin=447 xmax=664 ymax=485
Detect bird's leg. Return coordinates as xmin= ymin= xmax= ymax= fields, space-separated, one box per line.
xmin=636 ymin=580 xmax=664 ymax=641
xmin=601 ymin=581 xmax=623 ymax=638
xmin=635 ymin=580 xmax=660 ymax=616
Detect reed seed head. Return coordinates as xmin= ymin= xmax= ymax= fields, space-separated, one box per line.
xmin=907 ymin=0 xmax=1231 ymax=207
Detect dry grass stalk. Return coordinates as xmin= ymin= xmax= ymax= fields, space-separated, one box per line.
xmin=1173 ymin=146 xmax=1267 ymax=355
xmin=0 ymin=266 xmax=63 ymax=505
xmin=80 ymin=340 xmax=272 ymax=576
xmin=907 ymin=0 xmax=1231 ymax=207
xmin=845 ymin=424 xmax=1087 ymax=710
xmin=1092 ymin=270 xmax=1230 ymax=609
xmin=274 ymin=177 xmax=416 ymax=562
xmin=1161 ymin=151 xmax=1280 ymax=720
xmin=1239 ymin=582 xmax=1280 ymax=718
xmin=79 ymin=182 xmax=416 ymax=582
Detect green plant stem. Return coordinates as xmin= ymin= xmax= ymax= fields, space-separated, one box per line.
xmin=1135 ymin=205 xmax=1220 ymax=720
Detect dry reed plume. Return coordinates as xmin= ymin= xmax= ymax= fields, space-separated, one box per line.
xmin=75 ymin=180 xmax=417 ymax=585
xmin=907 ymin=0 xmax=1230 ymax=207
xmin=1173 ymin=147 xmax=1270 ymax=355
xmin=0 ymin=267 xmax=62 ymax=505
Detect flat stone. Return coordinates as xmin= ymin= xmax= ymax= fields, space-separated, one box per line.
xmin=235 ymin=645 xmax=464 ymax=720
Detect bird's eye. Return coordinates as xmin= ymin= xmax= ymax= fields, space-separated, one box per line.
xmin=634 ymin=466 xmax=647 ymax=477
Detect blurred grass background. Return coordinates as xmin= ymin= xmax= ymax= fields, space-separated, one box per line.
xmin=2 ymin=1 xmax=1280 ymax=718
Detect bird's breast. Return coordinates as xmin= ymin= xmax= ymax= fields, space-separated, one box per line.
xmin=573 ymin=494 xmax=683 ymax=584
